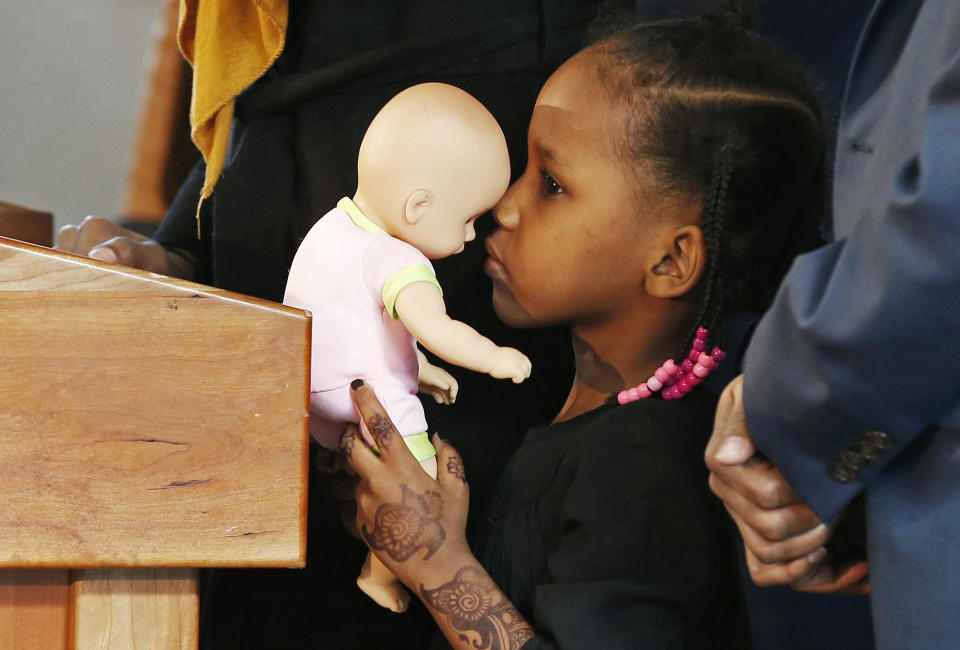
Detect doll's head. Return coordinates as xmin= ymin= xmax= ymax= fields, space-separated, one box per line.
xmin=353 ymin=83 xmax=510 ymax=259
xmin=487 ymin=10 xmax=825 ymax=352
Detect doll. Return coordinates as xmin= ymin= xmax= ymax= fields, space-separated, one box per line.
xmin=283 ymin=83 xmax=531 ymax=612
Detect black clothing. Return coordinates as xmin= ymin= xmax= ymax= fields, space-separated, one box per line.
xmin=154 ymin=3 xmax=601 ymax=648
xmin=433 ymin=391 xmax=750 ymax=649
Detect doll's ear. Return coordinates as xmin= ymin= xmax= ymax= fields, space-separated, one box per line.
xmin=646 ymin=225 xmax=706 ymax=298
xmin=404 ymin=190 xmax=434 ymax=225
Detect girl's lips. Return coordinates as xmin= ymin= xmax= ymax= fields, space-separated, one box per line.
xmin=484 ymin=240 xmax=508 ymax=282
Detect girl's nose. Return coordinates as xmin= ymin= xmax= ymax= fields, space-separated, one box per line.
xmin=492 ymin=183 xmax=519 ymax=230
xmin=465 ymin=219 xmax=476 ymax=242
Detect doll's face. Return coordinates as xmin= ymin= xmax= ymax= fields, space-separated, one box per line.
xmin=406 ymin=156 xmax=509 ymax=259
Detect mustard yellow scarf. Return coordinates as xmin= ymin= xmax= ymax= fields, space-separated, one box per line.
xmin=177 ymin=0 xmax=288 ymax=230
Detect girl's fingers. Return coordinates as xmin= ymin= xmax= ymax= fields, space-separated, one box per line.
xmin=350 ymin=379 xmax=405 ymax=461
xmin=433 ymin=434 xmax=469 ymax=493
xmin=339 ymin=423 xmax=380 ymax=478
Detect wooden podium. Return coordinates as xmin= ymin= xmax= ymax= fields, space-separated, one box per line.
xmin=0 ymin=235 xmax=310 ymax=648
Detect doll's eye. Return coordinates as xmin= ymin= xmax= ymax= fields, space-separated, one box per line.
xmin=540 ymin=170 xmax=563 ymax=196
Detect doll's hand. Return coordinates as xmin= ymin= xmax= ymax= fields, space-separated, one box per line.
xmin=417 ymin=352 xmax=459 ymax=405
xmin=57 ymin=216 xmax=195 ymax=280
xmin=487 ymin=347 xmax=532 ymax=384
xmin=342 ymin=381 xmax=473 ymax=586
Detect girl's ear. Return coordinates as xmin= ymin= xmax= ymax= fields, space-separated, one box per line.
xmin=645 ymin=224 xmax=706 ymax=298
xmin=404 ymin=189 xmax=433 ymax=225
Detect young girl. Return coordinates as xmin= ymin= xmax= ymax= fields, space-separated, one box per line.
xmin=343 ymin=10 xmax=825 ymax=649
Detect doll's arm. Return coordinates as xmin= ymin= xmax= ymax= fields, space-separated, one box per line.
xmin=396 ymin=282 xmax=531 ymax=383
xmin=416 ymin=348 xmax=459 ymax=404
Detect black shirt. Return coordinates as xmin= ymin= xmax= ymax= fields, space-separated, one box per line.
xmin=441 ymin=391 xmax=751 ymax=649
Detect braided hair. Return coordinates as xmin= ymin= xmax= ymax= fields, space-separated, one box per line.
xmin=590 ymin=4 xmax=827 ymax=352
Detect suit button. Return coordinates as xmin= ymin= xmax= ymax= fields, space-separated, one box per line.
xmin=840 ymin=450 xmax=863 ymax=470
xmin=863 ymin=430 xmax=892 ymax=449
xmin=829 ymin=460 xmax=857 ymax=483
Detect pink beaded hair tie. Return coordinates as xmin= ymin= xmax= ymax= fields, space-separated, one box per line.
xmin=616 ymin=326 xmax=726 ymax=404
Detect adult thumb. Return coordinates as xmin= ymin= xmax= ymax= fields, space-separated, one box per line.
xmin=707 ymin=374 xmax=757 ymax=466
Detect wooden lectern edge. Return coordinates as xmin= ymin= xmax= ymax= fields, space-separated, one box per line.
xmin=0 ymin=236 xmax=313 ymax=319
xmin=0 ymin=235 xmax=313 ymax=571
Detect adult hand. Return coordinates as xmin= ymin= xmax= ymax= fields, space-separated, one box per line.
xmin=57 ymin=216 xmax=195 ymax=280
xmin=705 ymin=374 xmax=833 ymax=587
xmin=342 ymin=380 xmax=473 ymax=586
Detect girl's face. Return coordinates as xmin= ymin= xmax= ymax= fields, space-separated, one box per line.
xmin=485 ymin=50 xmax=667 ymax=329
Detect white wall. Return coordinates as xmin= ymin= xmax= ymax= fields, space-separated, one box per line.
xmin=1 ymin=1 xmax=163 ymax=233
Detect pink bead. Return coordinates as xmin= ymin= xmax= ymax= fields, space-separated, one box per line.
xmin=689 ymin=349 xmax=701 ymax=361
xmin=692 ymin=339 xmax=705 ymax=352
xmin=637 ymin=384 xmax=652 ymax=398
xmin=681 ymin=359 xmax=694 ymax=373
xmin=627 ymin=387 xmax=642 ymax=401
xmin=664 ymin=387 xmax=680 ymax=399
xmin=646 ymin=376 xmax=663 ymax=391
xmin=655 ymin=367 xmax=670 ymax=382
xmin=663 ymin=359 xmax=677 ymax=374
xmin=697 ymin=327 xmax=709 ymax=339
xmin=663 ymin=377 xmax=677 ymax=388
xmin=686 ymin=374 xmax=702 ymax=386
xmin=678 ymin=378 xmax=692 ymax=392
xmin=693 ymin=364 xmax=710 ymax=378
xmin=711 ymin=348 xmax=727 ymax=362
xmin=617 ymin=391 xmax=631 ymax=404
xmin=698 ymin=353 xmax=716 ymax=368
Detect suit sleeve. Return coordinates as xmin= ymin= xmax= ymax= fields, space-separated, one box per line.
xmin=742 ymin=39 xmax=960 ymax=522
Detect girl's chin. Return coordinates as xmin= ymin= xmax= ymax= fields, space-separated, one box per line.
xmin=491 ymin=284 xmax=543 ymax=329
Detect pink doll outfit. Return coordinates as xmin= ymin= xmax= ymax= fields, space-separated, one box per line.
xmin=283 ymin=197 xmax=440 ymax=461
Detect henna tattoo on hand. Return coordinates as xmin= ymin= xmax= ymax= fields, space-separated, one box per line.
xmin=362 ymin=484 xmax=446 ymax=561
xmin=420 ymin=566 xmax=534 ymax=650
xmin=446 ymin=455 xmax=467 ymax=483
xmin=367 ymin=412 xmax=396 ymax=451
xmin=340 ymin=428 xmax=357 ymax=460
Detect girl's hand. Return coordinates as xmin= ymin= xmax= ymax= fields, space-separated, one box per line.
xmin=344 ymin=380 xmax=536 ymax=649
xmin=342 ymin=380 xmax=472 ymax=586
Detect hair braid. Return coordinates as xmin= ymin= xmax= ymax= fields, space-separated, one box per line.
xmin=684 ymin=143 xmax=732 ymax=354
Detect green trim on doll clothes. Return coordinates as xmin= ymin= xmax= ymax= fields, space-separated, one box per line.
xmin=337 ymin=196 xmax=442 ymax=320
xmin=329 ymin=431 xmax=436 ymax=461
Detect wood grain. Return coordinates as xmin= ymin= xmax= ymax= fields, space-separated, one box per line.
xmin=0 ymin=238 xmax=310 ymax=568
xmin=0 ymin=570 xmax=70 ymax=648
xmin=0 ymin=201 xmax=53 ymax=247
xmin=70 ymin=569 xmax=198 ymax=649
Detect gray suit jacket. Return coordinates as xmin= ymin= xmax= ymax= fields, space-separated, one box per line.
xmin=743 ymin=1 xmax=960 ymax=647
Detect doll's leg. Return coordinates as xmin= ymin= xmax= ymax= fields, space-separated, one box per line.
xmin=357 ymin=551 xmax=411 ymax=613
xmin=356 ymin=453 xmax=437 ymax=612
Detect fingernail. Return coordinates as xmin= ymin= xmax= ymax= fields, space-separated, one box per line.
xmin=715 ymin=436 xmax=751 ymax=463
xmin=806 ymin=547 xmax=827 ymax=564
xmin=89 ymin=247 xmax=117 ymax=263
xmin=350 ymin=378 xmax=364 ymax=389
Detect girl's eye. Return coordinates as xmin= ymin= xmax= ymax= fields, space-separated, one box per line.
xmin=540 ymin=170 xmax=563 ymax=196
